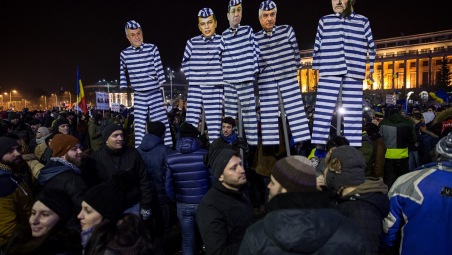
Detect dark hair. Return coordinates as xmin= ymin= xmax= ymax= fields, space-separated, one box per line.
xmin=84 ymin=214 xmax=153 ymax=255
xmin=326 ymin=136 xmax=349 ymax=152
xmin=222 ymin=117 xmax=236 ymax=128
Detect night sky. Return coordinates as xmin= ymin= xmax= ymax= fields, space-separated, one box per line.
xmin=0 ymin=0 xmax=451 ymax=99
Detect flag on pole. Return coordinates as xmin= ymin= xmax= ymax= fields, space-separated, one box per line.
xmin=76 ymin=66 xmax=88 ymax=114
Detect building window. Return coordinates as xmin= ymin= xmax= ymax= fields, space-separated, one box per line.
xmin=399 ymin=63 xmax=405 ymax=68
xmin=420 ymin=48 xmax=430 ymax=54
xmin=398 ymin=41 xmax=408 ymax=46
xmin=410 ymin=62 xmax=416 ymax=68
xmin=422 ymin=61 xmax=429 ymax=67
xmin=377 ymin=65 xmax=382 ymax=71
xmin=387 ymin=42 xmax=396 ymax=47
xmin=409 ymin=50 xmax=418 ymax=55
xmin=397 ymin=51 xmax=406 ymax=56
xmin=436 ymin=59 xmax=442 ymax=65
xmin=421 ymin=38 xmax=432 ymax=43
xmin=409 ymin=39 xmax=420 ymax=44
xmin=386 ymin=52 xmax=395 ymax=57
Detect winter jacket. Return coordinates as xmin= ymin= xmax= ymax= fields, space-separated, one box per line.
xmin=166 ymin=137 xmax=210 ymax=204
xmin=138 ymin=134 xmax=174 ymax=206
xmin=87 ymin=120 xmax=103 ymax=152
xmin=0 ymin=165 xmax=33 ymax=248
xmin=239 ymin=192 xmax=366 ymax=255
xmin=379 ymin=113 xmax=416 ymax=159
xmin=196 ymin=181 xmax=254 ymax=255
xmin=35 ymin=158 xmax=88 ymax=228
xmin=334 ymin=178 xmax=389 ymax=255
xmin=90 ymin=145 xmax=154 ymax=210
xmin=383 ymin=161 xmax=452 ymax=255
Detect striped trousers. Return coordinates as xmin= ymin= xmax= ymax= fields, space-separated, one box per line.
xmin=258 ymin=77 xmax=311 ymax=145
xmin=311 ymin=76 xmax=363 ymax=147
xmin=133 ymin=89 xmax=173 ymax=148
xmin=185 ymin=85 xmax=223 ymax=144
xmin=224 ymin=81 xmax=258 ymax=145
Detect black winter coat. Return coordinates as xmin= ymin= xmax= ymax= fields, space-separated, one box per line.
xmin=239 ymin=192 xmax=366 ymax=255
xmin=196 ymin=181 xmax=254 ymax=255
xmin=90 ymin=145 xmax=154 ymax=210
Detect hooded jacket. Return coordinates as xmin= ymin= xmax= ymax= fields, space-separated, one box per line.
xmin=165 ymin=137 xmax=210 ymax=204
xmin=334 ymin=177 xmax=389 ymax=255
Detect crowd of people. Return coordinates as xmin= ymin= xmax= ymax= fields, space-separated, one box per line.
xmin=1 ymin=0 xmax=451 ymax=254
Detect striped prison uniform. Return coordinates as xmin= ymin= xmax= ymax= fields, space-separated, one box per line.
xmin=311 ymin=12 xmax=376 ymax=147
xmin=255 ymin=25 xmax=311 ymax=145
xmin=220 ymin=25 xmax=259 ymax=145
xmin=182 ymin=34 xmax=224 ymax=144
xmin=120 ymin=43 xmax=173 ymax=148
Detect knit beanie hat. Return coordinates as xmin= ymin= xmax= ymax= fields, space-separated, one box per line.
xmin=101 ymin=123 xmax=123 ymax=143
xmin=83 ymin=180 xmax=128 ymax=222
xmin=37 ymin=127 xmax=50 ymax=137
xmin=35 ymin=189 xmax=73 ymax=223
xmin=147 ymin=121 xmax=166 ymax=137
xmin=436 ymin=131 xmax=452 ymax=159
xmin=209 ymin=149 xmax=239 ymax=179
xmin=50 ymin=134 xmax=79 ymax=157
xmin=0 ymin=137 xmax=19 ymax=158
xmin=271 ymin=156 xmax=317 ymax=192
xmin=179 ymin=122 xmax=199 ymax=138
xmin=52 ymin=118 xmax=69 ymax=133
xmin=325 ymin=145 xmax=366 ymax=191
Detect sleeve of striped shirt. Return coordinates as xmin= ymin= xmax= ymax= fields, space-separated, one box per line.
xmin=181 ymin=39 xmax=193 ymax=81
xmin=152 ymin=46 xmax=166 ymax=85
xmin=364 ymin=19 xmax=376 ymax=74
xmin=312 ymin=18 xmax=324 ymax=70
xmin=250 ymin=28 xmax=260 ymax=75
xmin=119 ymin=52 xmax=128 ymax=89
xmin=288 ymin=26 xmax=302 ymax=70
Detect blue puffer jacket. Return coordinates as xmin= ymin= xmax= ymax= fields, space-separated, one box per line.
xmin=165 ymin=137 xmax=211 ymax=204
xmin=138 ymin=134 xmax=174 ymax=205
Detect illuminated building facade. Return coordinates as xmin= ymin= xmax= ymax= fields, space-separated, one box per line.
xmin=299 ymin=29 xmax=452 ymax=95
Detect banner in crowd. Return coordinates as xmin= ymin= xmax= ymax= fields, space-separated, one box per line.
xmin=111 ymin=103 xmax=120 ymax=112
xmin=96 ymin=92 xmax=110 ymax=110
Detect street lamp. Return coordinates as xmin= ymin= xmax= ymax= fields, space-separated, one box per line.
xmin=8 ymin=90 xmax=17 ymax=110
xmin=167 ymin=68 xmax=175 ymax=104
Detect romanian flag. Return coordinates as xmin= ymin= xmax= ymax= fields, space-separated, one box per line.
xmin=76 ymin=67 xmax=88 ymax=114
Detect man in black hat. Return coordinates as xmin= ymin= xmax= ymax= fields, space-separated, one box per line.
xmin=7 ymin=112 xmax=30 ymax=145
xmin=89 ymin=123 xmax=158 ymax=237
xmin=196 ymin=148 xmax=253 ymax=255
xmin=0 ymin=137 xmax=34 ymax=252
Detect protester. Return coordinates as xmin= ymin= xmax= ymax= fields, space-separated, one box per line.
xmin=5 ymin=190 xmax=82 ymax=254
xmin=382 ymin=132 xmax=452 ymax=255
xmin=325 ymin=145 xmax=389 ymax=255
xmin=79 ymin=180 xmax=153 ymax=254
xmin=239 ymin=156 xmax=366 ymax=254
xmin=34 ymin=134 xmax=88 ymax=229
xmin=0 ymin=137 xmax=34 ymax=252
xmin=166 ymin=123 xmax=210 ymax=255
xmin=196 ymin=149 xmax=254 ymax=255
